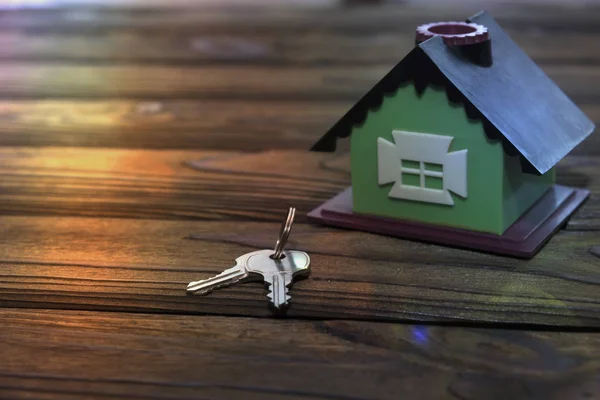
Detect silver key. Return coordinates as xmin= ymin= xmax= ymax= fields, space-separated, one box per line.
xmin=187 ymin=249 xmax=310 ymax=308
xmin=186 ymin=252 xmax=255 ymax=295
xmin=246 ymin=249 xmax=310 ymax=309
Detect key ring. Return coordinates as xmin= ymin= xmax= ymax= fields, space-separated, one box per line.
xmin=272 ymin=207 xmax=295 ymax=259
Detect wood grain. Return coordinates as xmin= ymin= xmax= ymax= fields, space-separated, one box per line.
xmin=1 ymin=4 xmax=600 ymax=34
xmin=2 ymin=309 xmax=600 ymax=400
xmin=0 ymin=214 xmax=599 ymax=326
xmin=0 ymin=0 xmax=594 ymax=10
xmin=0 ymin=100 xmax=345 ymax=150
xmin=0 ymin=148 xmax=597 ymax=227
xmin=0 ymin=0 xmax=337 ymax=9
xmin=0 ymin=148 xmax=343 ymax=221
xmin=0 ymin=63 xmax=596 ymax=102
xmin=1 ymin=31 xmax=599 ymax=66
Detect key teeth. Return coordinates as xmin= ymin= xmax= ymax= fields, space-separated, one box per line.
xmin=266 ymin=284 xmax=291 ymax=308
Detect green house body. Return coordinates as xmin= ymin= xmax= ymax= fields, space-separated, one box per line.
xmin=350 ymin=84 xmax=554 ymax=235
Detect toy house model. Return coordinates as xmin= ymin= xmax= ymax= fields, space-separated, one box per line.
xmin=308 ymin=11 xmax=595 ymax=258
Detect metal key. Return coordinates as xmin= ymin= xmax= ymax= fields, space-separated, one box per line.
xmin=186 ymin=251 xmax=256 ymax=295
xmin=187 ymin=207 xmax=310 ymax=309
xmin=246 ymin=249 xmax=310 ymax=309
xmin=187 ymin=249 xmax=310 ymax=308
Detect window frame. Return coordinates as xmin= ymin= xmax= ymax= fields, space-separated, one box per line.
xmin=400 ymin=160 xmax=444 ymax=191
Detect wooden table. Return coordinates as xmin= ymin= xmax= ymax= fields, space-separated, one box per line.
xmin=1 ymin=1 xmax=600 ymax=398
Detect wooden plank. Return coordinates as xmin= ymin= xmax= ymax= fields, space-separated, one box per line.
xmin=0 ymin=213 xmax=600 ymax=326
xmin=1 ymin=0 xmax=597 ymax=10
xmin=0 ymin=148 xmax=597 ymax=227
xmin=1 ymin=309 xmax=600 ymax=400
xmin=0 ymin=30 xmax=599 ymax=65
xmin=0 ymin=63 xmax=596 ymax=102
xmin=1 ymin=4 xmax=600 ymax=35
xmin=0 ymin=100 xmax=345 ymax=150
xmin=0 ymin=101 xmax=598 ymax=154
xmin=0 ymin=63 xmax=388 ymax=100
xmin=0 ymin=148 xmax=596 ymax=226
xmin=0 ymin=148 xmax=344 ymax=221
xmin=0 ymin=0 xmax=337 ymax=10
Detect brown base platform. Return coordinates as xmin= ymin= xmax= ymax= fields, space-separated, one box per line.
xmin=307 ymin=185 xmax=590 ymax=258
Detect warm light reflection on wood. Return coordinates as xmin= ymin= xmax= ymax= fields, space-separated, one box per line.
xmin=0 ymin=0 xmax=337 ymax=8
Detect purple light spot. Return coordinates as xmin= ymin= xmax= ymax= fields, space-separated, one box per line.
xmin=411 ymin=326 xmax=429 ymax=345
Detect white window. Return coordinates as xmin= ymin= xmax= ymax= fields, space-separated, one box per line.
xmin=378 ymin=130 xmax=468 ymax=206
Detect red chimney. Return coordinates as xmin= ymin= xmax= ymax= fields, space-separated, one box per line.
xmin=416 ymin=21 xmax=492 ymax=67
